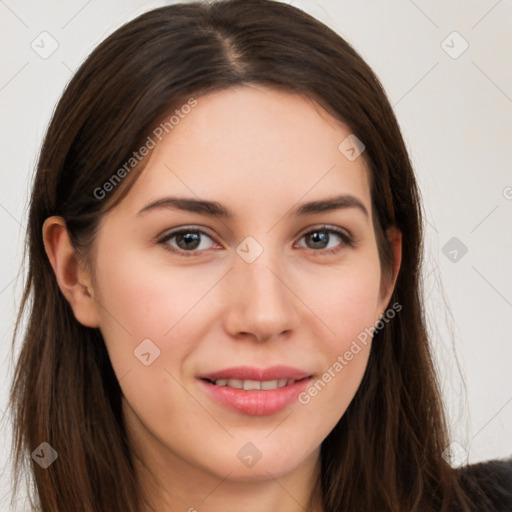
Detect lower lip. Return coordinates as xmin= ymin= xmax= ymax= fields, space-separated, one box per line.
xmin=198 ymin=378 xmax=312 ymax=416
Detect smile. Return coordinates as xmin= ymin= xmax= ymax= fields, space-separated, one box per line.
xmin=197 ymin=366 xmax=313 ymax=415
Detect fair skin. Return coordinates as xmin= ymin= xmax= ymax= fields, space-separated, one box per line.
xmin=43 ymin=85 xmax=401 ymax=512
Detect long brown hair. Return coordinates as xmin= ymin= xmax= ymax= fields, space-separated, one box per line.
xmin=9 ymin=0 xmax=479 ymax=510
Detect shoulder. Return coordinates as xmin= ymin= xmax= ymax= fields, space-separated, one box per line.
xmin=456 ymin=457 xmax=512 ymax=511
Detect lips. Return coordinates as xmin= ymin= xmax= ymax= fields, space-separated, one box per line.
xmin=197 ymin=365 xmax=313 ymax=415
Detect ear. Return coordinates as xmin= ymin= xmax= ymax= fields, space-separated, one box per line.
xmin=377 ymin=226 xmax=402 ymax=317
xmin=42 ymin=216 xmax=100 ymax=328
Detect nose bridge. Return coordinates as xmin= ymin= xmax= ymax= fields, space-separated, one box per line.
xmin=236 ymin=235 xmax=287 ymax=304
xmin=247 ymin=227 xmax=293 ymax=273
xmin=222 ymin=234 xmax=296 ymax=340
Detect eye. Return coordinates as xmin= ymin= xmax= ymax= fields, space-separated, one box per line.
xmin=157 ymin=225 xmax=354 ymax=258
xmin=295 ymin=225 xmax=354 ymax=255
xmin=158 ymin=228 xmax=218 ymax=257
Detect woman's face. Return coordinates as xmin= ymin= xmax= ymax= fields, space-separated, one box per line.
xmin=87 ymin=85 xmax=398 ymax=486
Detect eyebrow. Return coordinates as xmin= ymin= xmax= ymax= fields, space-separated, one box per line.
xmin=137 ymin=194 xmax=369 ymax=219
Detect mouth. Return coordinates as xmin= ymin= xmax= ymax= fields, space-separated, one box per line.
xmin=197 ymin=366 xmax=313 ymax=415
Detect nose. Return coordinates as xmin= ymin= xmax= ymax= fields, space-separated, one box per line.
xmin=222 ymin=247 xmax=298 ymax=343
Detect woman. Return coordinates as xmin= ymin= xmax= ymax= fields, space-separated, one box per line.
xmin=8 ymin=0 xmax=511 ymax=510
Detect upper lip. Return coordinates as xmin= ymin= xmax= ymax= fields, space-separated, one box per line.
xmin=199 ymin=365 xmax=312 ymax=382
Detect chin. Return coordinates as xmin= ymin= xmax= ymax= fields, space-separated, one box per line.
xmin=197 ymin=438 xmax=316 ymax=481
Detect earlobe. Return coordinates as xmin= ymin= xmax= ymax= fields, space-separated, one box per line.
xmin=42 ymin=216 xmax=100 ymax=328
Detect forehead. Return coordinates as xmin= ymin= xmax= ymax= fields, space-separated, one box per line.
xmin=111 ymin=85 xmax=371 ymax=222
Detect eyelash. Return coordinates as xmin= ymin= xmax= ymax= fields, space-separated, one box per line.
xmin=157 ymin=225 xmax=355 ymax=258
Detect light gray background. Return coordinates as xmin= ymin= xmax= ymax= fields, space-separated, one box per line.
xmin=1 ymin=0 xmax=511 ymax=509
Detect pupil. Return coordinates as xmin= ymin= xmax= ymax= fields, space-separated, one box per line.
xmin=177 ymin=232 xmax=200 ymax=250
xmin=309 ymin=231 xmax=328 ymax=249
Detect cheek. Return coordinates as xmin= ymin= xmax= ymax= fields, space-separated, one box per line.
xmin=92 ymin=251 xmax=220 ymax=440
xmin=294 ymin=258 xmax=381 ymax=415
xmin=92 ymin=244 xmax=226 ymax=377
xmin=301 ymin=257 xmax=382 ymax=349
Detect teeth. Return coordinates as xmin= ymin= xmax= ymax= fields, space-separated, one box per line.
xmin=212 ymin=378 xmax=296 ymax=390
xmin=261 ymin=380 xmax=277 ymax=390
xmin=243 ymin=379 xmax=261 ymax=390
